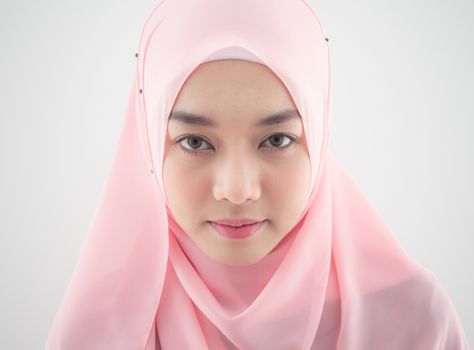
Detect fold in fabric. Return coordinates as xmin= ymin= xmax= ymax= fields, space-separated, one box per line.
xmin=45 ymin=0 xmax=470 ymax=349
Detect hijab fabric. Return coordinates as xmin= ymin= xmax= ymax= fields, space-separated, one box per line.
xmin=45 ymin=0 xmax=470 ymax=349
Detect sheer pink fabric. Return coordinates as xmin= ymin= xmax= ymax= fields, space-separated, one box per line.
xmin=45 ymin=0 xmax=470 ymax=349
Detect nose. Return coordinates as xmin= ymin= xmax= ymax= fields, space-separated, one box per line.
xmin=212 ymin=155 xmax=262 ymax=204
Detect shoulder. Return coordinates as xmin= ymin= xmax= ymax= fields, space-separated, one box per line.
xmin=362 ymin=270 xmax=470 ymax=349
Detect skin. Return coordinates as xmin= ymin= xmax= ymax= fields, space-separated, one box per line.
xmin=162 ymin=59 xmax=311 ymax=266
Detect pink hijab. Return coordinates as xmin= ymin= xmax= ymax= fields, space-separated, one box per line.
xmin=45 ymin=0 xmax=470 ymax=349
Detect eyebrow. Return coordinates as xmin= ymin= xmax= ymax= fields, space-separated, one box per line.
xmin=168 ymin=108 xmax=301 ymax=128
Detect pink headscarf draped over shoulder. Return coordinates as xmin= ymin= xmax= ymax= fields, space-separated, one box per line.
xmin=45 ymin=0 xmax=470 ymax=349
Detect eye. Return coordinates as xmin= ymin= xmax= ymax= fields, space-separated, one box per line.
xmin=260 ymin=134 xmax=296 ymax=152
xmin=176 ymin=135 xmax=213 ymax=155
xmin=176 ymin=133 xmax=298 ymax=156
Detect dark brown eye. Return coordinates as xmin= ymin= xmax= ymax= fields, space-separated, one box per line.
xmin=268 ymin=135 xmax=286 ymax=147
xmin=187 ymin=136 xmax=204 ymax=149
xmin=176 ymin=133 xmax=297 ymax=156
xmin=176 ymin=135 xmax=213 ymax=155
xmin=261 ymin=134 xmax=295 ymax=151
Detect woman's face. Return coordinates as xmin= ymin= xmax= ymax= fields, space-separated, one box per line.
xmin=163 ymin=59 xmax=311 ymax=266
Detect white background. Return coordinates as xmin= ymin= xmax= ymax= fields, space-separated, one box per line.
xmin=0 ymin=0 xmax=472 ymax=348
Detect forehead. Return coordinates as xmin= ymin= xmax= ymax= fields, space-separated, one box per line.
xmin=170 ymin=60 xmax=298 ymax=122
xmin=188 ymin=59 xmax=277 ymax=80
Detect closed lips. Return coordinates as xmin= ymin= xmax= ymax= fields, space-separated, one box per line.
xmin=211 ymin=219 xmax=264 ymax=226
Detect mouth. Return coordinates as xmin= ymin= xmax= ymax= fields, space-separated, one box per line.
xmin=210 ymin=218 xmax=264 ymax=227
xmin=208 ymin=220 xmax=265 ymax=240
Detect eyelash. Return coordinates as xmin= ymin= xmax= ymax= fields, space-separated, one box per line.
xmin=175 ymin=133 xmax=299 ymax=156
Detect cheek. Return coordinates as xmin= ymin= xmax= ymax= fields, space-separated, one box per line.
xmin=163 ymin=155 xmax=210 ymax=220
xmin=265 ymin=153 xmax=311 ymax=218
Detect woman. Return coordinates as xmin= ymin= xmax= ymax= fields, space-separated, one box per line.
xmin=45 ymin=0 xmax=470 ymax=349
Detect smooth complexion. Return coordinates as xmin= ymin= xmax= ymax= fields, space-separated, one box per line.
xmin=163 ymin=59 xmax=311 ymax=266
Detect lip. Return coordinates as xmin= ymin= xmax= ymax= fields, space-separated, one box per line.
xmin=208 ymin=220 xmax=265 ymax=239
xmin=211 ymin=218 xmax=263 ymax=227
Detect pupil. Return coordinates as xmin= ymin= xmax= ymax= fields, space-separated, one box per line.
xmin=271 ymin=135 xmax=282 ymax=146
xmin=190 ymin=137 xmax=201 ymax=148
